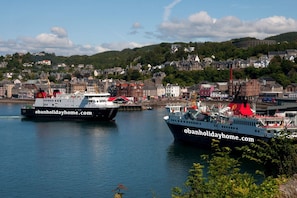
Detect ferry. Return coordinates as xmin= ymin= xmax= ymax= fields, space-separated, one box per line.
xmin=21 ymin=90 xmax=119 ymax=121
xmin=164 ymin=100 xmax=297 ymax=148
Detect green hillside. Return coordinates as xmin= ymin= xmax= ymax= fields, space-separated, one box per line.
xmin=42 ymin=32 xmax=297 ymax=70
xmin=265 ymin=32 xmax=297 ymax=42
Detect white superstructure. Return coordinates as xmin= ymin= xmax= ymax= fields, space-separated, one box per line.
xmin=34 ymin=92 xmax=119 ymax=109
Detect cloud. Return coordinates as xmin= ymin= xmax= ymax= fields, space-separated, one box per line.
xmin=51 ymin=27 xmax=68 ymax=38
xmin=0 ymin=27 xmax=125 ymax=56
xmin=158 ymin=11 xmax=297 ymax=42
xmin=1 ymin=12 xmax=297 ymax=57
xmin=163 ymin=0 xmax=182 ymax=21
xmin=129 ymin=22 xmax=143 ymax=35
xmin=132 ymin=22 xmax=142 ymax=29
xmin=100 ymin=41 xmax=145 ymax=51
xmin=0 ymin=27 xmax=77 ymax=55
xmin=0 ymin=26 xmax=148 ymax=56
xmin=188 ymin=11 xmax=216 ymax=24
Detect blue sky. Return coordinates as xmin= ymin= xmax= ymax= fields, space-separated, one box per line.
xmin=1 ymin=0 xmax=297 ymax=56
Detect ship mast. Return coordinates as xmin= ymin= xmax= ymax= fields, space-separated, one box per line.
xmin=229 ymin=63 xmax=234 ymax=98
xmin=47 ymin=79 xmax=52 ymax=97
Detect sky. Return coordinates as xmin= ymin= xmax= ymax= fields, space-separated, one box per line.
xmin=1 ymin=0 xmax=297 ymax=56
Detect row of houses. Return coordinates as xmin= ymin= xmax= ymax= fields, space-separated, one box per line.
xmin=0 ymin=78 xmax=180 ymax=101
xmin=1 ymin=76 xmax=297 ymax=103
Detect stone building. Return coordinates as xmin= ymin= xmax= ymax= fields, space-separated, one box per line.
xmin=229 ymin=79 xmax=260 ymax=100
xmin=116 ymin=82 xmax=144 ymax=100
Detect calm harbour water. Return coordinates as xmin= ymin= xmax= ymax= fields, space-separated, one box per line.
xmin=0 ymin=103 xmax=209 ymax=198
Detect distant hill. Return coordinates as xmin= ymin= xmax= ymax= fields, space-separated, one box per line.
xmin=265 ymin=32 xmax=297 ymax=42
xmin=231 ymin=32 xmax=297 ymax=46
xmin=42 ymin=32 xmax=297 ymax=69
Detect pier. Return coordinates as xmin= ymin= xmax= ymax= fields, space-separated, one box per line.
xmin=119 ymin=104 xmax=143 ymax=111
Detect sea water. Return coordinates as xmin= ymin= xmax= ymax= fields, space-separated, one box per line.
xmin=0 ymin=103 xmax=209 ymax=198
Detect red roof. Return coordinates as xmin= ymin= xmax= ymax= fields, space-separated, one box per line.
xmin=108 ymin=96 xmax=129 ymax=101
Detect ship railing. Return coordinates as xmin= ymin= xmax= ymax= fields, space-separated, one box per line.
xmin=165 ymin=103 xmax=188 ymax=113
xmin=263 ymin=125 xmax=285 ymax=129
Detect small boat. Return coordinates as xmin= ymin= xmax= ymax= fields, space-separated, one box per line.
xmin=164 ymin=99 xmax=297 ymax=148
xmin=21 ymin=90 xmax=119 ymax=121
xmin=146 ymin=106 xmax=153 ymax=110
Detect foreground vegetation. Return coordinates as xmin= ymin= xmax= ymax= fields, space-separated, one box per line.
xmin=172 ymin=137 xmax=297 ymax=198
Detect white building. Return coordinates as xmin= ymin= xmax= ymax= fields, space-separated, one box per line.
xmin=36 ymin=60 xmax=51 ymax=65
xmin=165 ymin=84 xmax=180 ymax=98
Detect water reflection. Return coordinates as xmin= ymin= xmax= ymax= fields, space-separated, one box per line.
xmin=31 ymin=120 xmax=120 ymax=186
xmin=166 ymin=142 xmax=210 ymax=187
xmin=167 ymin=142 xmax=210 ymax=165
xmin=167 ymin=141 xmax=264 ymax=185
xmin=31 ymin=120 xmax=118 ymax=138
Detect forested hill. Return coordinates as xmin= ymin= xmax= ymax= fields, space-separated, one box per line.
xmin=70 ymin=32 xmax=297 ymax=69
xmin=265 ymin=32 xmax=297 ymax=42
xmin=28 ymin=32 xmax=297 ymax=69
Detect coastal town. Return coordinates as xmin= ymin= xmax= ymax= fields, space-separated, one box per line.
xmin=1 ymin=41 xmax=297 ymax=110
xmin=2 ymin=1 xmax=297 ymax=197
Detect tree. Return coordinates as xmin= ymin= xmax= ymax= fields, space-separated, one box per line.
xmin=239 ymin=136 xmax=297 ymax=177
xmin=163 ymin=74 xmax=177 ymax=85
xmin=244 ymin=66 xmax=260 ymax=79
xmin=172 ymin=140 xmax=282 ymax=198
xmin=281 ymin=59 xmax=295 ymax=74
xmin=63 ymin=73 xmax=72 ymax=81
xmin=124 ymin=69 xmax=141 ymax=81
xmin=48 ymin=75 xmax=56 ymax=83
xmin=288 ymin=69 xmax=297 ymax=83
xmin=271 ymin=73 xmax=291 ymax=88
xmin=73 ymin=70 xmax=83 ymax=79
xmin=108 ymin=84 xmax=117 ymax=96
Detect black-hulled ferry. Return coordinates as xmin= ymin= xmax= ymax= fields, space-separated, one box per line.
xmin=21 ymin=90 xmax=119 ymax=121
xmin=164 ymin=100 xmax=297 ymax=148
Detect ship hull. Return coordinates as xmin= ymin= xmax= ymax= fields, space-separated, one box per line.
xmin=165 ymin=122 xmax=269 ymax=148
xmin=21 ymin=106 xmax=118 ymax=121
